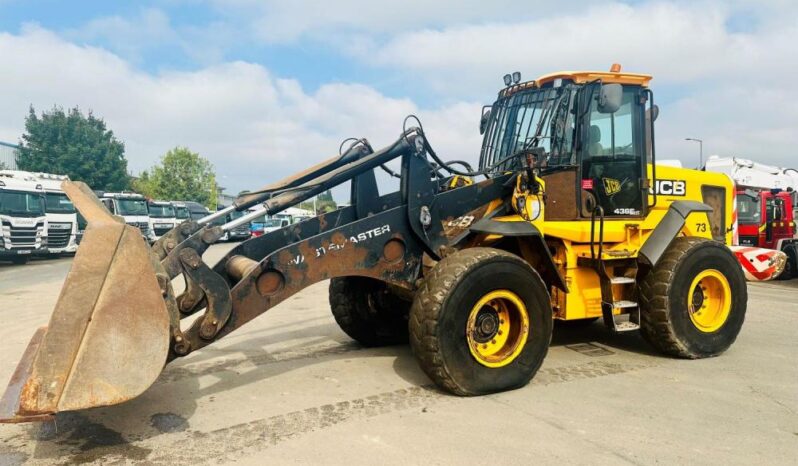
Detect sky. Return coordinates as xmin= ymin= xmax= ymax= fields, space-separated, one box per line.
xmin=0 ymin=0 xmax=796 ymax=195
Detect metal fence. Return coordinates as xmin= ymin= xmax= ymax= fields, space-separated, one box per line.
xmin=0 ymin=141 xmax=19 ymax=170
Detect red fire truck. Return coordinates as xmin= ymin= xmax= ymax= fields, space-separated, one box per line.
xmin=706 ymin=156 xmax=798 ymax=279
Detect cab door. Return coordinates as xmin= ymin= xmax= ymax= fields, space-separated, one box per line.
xmin=578 ymin=83 xmax=647 ymax=218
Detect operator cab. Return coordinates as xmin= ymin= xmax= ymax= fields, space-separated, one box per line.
xmin=479 ymin=65 xmax=655 ymax=220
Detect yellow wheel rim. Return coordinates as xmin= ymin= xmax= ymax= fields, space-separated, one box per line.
xmin=466 ymin=290 xmax=529 ymax=368
xmin=687 ymin=269 xmax=732 ymax=333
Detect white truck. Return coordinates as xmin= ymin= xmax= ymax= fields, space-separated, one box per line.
xmin=99 ymin=192 xmax=156 ymax=243
xmin=172 ymin=202 xmax=190 ymax=223
xmin=0 ymin=171 xmax=78 ymax=255
xmin=147 ymin=200 xmax=177 ymax=240
xmin=0 ymin=173 xmax=48 ymax=264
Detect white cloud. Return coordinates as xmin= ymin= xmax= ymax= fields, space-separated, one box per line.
xmin=209 ymin=0 xmax=596 ymax=44
xmin=64 ymin=8 xmax=176 ymax=63
xmin=1 ymin=0 xmax=797 ymax=199
xmin=350 ymin=1 xmax=798 ymax=166
xmin=362 ymin=2 xmax=796 ymax=88
xmin=0 ymin=26 xmax=481 ymax=194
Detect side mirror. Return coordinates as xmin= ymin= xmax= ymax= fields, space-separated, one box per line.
xmin=646 ymin=104 xmax=659 ymax=122
xmin=479 ymin=106 xmax=492 ymax=135
xmin=597 ymin=83 xmax=623 ymax=114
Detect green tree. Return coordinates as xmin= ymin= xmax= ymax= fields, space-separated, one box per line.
xmin=298 ymin=190 xmax=337 ymax=214
xmin=137 ymin=147 xmax=217 ymax=209
xmin=17 ymin=106 xmax=129 ymax=190
xmin=0 ymin=161 xmax=7 ymax=170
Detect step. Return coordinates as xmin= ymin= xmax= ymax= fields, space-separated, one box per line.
xmin=613 ymin=300 xmax=638 ymax=309
xmin=610 ymin=277 xmax=636 ymax=285
xmin=614 ymin=321 xmax=641 ymax=332
xmin=601 ymin=301 xmax=641 ymax=333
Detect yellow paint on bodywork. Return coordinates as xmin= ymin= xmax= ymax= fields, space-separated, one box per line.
xmin=487 ymin=164 xmax=736 ymax=321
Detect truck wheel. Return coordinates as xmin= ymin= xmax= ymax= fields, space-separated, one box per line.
xmin=777 ymin=246 xmax=796 ymax=280
xmin=409 ymin=248 xmax=553 ymax=396
xmin=11 ymin=256 xmax=29 ymax=265
xmin=639 ymin=237 xmax=747 ymax=359
xmin=329 ymin=277 xmax=411 ymax=346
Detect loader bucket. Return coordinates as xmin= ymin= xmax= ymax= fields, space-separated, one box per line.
xmin=0 ymin=181 xmax=170 ymax=423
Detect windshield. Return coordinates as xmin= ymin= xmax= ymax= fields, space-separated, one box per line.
xmin=0 ymin=190 xmax=45 ymax=217
xmin=175 ymin=206 xmax=189 ymax=219
xmin=189 ymin=211 xmax=206 ymax=221
xmin=149 ymin=204 xmax=176 ymax=218
xmin=229 ymin=210 xmax=246 ymax=220
xmin=480 ymin=85 xmax=573 ymax=172
xmin=45 ymin=192 xmax=76 ymax=214
xmin=263 ymin=218 xmax=283 ymax=227
xmin=737 ymin=195 xmax=761 ymax=224
xmin=117 ymin=199 xmax=148 ymax=216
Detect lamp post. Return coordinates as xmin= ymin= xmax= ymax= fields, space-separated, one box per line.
xmin=685 ymin=138 xmax=703 ymax=168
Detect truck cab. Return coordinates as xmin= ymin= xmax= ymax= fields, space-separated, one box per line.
xmin=737 ymin=188 xmax=797 ymax=277
xmin=147 ymin=200 xmax=177 ymax=240
xmin=99 ymin=192 xmax=156 ymax=243
xmin=172 ymin=202 xmax=190 ymax=223
xmin=182 ymin=201 xmax=210 ymax=221
xmin=0 ymin=174 xmax=48 ymax=263
xmin=0 ymin=171 xmax=79 ymax=255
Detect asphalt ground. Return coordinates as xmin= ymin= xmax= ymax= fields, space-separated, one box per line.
xmin=0 ymin=244 xmax=796 ymax=465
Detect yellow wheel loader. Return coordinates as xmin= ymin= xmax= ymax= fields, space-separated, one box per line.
xmin=0 ymin=65 xmax=746 ymax=421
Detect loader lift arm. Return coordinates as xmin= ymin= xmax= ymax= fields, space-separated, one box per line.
xmin=0 ymin=126 xmax=512 ymax=423
xmin=166 ymin=130 xmax=512 ymax=358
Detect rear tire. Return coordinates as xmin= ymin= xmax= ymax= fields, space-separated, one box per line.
xmin=639 ymin=237 xmax=747 ymax=358
xmin=409 ymin=248 xmax=553 ymax=396
xmin=329 ymin=277 xmax=411 ymax=347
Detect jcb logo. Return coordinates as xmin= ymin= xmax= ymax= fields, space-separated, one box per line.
xmin=602 ymin=178 xmax=622 ymax=196
xmin=651 ymin=179 xmax=686 ymax=196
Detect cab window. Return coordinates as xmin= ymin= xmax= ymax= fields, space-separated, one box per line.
xmin=586 ymin=89 xmax=637 ymax=158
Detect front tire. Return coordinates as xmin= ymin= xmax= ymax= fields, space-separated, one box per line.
xmin=777 ymin=246 xmax=796 ymax=280
xmin=409 ymin=248 xmax=553 ymax=396
xmin=639 ymin=237 xmax=747 ymax=358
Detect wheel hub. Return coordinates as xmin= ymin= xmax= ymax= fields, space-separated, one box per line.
xmin=691 ymin=286 xmax=705 ymax=311
xmin=687 ymin=269 xmax=732 ymax=333
xmin=473 ymin=308 xmax=500 ymax=343
xmin=465 ymin=290 xmax=530 ymax=368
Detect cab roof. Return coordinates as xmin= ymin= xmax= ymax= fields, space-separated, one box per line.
xmin=103 ymin=192 xmax=145 ymax=199
xmin=535 ymin=70 xmax=652 ymax=87
xmin=499 ymin=64 xmax=652 ymax=98
xmin=0 ymin=174 xmax=44 ymax=192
